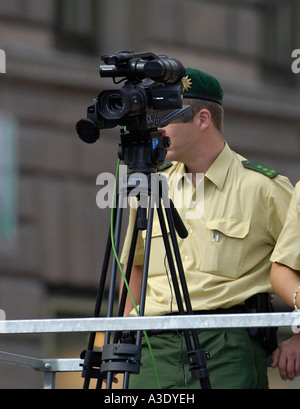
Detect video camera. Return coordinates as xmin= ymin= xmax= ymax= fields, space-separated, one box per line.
xmin=76 ymin=51 xmax=192 ymax=171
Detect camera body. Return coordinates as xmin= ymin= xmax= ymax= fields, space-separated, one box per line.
xmin=83 ymin=79 xmax=184 ymax=135
xmin=76 ymin=51 xmax=191 ymax=171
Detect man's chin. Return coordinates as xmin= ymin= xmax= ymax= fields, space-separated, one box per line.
xmin=165 ymin=151 xmax=173 ymax=161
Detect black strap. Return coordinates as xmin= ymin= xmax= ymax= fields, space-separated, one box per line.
xmin=145 ymin=305 xmax=246 ymax=336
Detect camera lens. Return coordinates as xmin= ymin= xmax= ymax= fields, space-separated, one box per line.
xmin=98 ymin=91 xmax=129 ymax=119
xmin=98 ymin=87 xmax=145 ymax=120
xmin=107 ymin=95 xmax=124 ymax=112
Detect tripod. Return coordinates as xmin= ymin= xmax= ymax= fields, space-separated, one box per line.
xmin=80 ymin=132 xmax=211 ymax=390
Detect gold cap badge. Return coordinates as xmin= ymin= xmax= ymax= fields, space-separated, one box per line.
xmin=182 ymin=75 xmax=192 ymax=93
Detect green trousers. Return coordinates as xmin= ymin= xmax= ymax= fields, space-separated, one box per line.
xmin=129 ymin=328 xmax=268 ymax=389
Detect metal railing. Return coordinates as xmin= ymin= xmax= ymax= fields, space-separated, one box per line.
xmin=0 ymin=312 xmax=298 ymax=389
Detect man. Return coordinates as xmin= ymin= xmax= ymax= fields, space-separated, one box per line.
xmin=270 ymin=181 xmax=300 ymax=382
xmin=120 ymin=68 xmax=294 ymax=388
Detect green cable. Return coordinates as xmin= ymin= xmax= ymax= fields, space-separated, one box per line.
xmin=110 ymin=158 xmax=161 ymax=389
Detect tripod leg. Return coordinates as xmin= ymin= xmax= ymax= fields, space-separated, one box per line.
xmin=122 ymin=194 xmax=155 ymax=389
xmin=99 ymin=194 xmax=124 ymax=390
xmin=156 ymin=204 xmax=193 ymax=346
xmin=165 ymin=203 xmax=211 ymax=388
xmin=81 ymin=197 xmax=118 ymax=389
xmin=157 ymin=191 xmax=211 ymax=389
xmin=102 ymin=194 xmax=149 ymax=389
xmin=135 ymin=193 xmax=155 ymax=347
xmin=114 ymin=210 xmax=139 ymax=340
xmin=114 ymin=209 xmax=140 ymax=389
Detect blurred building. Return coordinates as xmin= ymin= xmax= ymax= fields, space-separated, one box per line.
xmin=0 ymin=0 xmax=299 ymax=389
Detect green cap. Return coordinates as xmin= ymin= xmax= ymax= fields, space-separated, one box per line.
xmin=182 ymin=68 xmax=223 ymax=105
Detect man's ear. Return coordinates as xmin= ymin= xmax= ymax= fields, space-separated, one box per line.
xmin=195 ymin=108 xmax=211 ymax=130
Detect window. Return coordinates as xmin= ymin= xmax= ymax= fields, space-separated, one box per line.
xmin=55 ymin=0 xmax=99 ymax=54
xmin=0 ymin=113 xmax=17 ymax=252
xmin=262 ymin=0 xmax=300 ymax=85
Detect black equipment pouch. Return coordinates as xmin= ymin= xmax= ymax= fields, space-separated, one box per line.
xmin=245 ymin=293 xmax=278 ymax=356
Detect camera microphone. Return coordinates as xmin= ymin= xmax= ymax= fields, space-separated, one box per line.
xmin=100 ymin=54 xmax=185 ymax=86
xmin=142 ymin=58 xmax=186 ymax=85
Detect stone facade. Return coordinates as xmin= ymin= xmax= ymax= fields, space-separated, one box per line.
xmin=0 ymin=0 xmax=299 ymax=388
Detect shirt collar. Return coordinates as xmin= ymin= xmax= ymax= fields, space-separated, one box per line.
xmin=165 ymin=142 xmax=233 ymax=191
xmin=204 ymin=143 xmax=233 ymax=190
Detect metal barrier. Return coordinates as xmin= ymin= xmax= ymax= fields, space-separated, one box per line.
xmin=0 ymin=312 xmax=298 ymax=389
xmin=0 ymin=351 xmax=83 ymax=389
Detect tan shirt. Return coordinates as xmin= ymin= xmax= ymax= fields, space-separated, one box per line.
xmin=120 ymin=144 xmax=293 ymax=316
xmin=270 ymin=181 xmax=300 ymax=270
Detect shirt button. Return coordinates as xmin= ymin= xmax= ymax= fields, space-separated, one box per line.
xmin=183 ymin=255 xmax=189 ymax=261
xmin=188 ymin=228 xmax=193 ymax=234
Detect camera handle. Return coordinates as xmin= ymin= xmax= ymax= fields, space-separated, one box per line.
xmin=80 ymin=170 xmax=211 ymax=390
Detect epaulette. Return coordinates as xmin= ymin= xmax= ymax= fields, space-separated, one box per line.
xmin=158 ymin=161 xmax=173 ymax=171
xmin=241 ymin=160 xmax=279 ymax=179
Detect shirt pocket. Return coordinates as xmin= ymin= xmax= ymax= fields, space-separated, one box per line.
xmin=200 ymin=218 xmax=250 ymax=278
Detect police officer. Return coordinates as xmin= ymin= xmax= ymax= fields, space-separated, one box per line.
xmin=270 ymin=182 xmax=300 ymax=381
xmin=120 ymin=68 xmax=294 ymax=389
